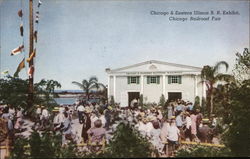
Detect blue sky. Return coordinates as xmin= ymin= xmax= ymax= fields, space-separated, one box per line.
xmin=0 ymin=0 xmax=249 ymax=90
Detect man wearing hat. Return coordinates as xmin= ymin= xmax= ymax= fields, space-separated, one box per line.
xmin=198 ymin=118 xmax=212 ymax=143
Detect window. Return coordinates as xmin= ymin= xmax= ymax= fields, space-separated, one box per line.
xmin=147 ymin=76 xmax=160 ymax=84
xmin=168 ymin=75 xmax=182 ymax=84
xmin=127 ymin=76 xmax=140 ymax=84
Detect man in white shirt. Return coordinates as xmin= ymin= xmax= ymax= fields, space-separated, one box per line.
xmin=167 ymin=119 xmax=180 ymax=156
xmin=59 ymin=105 xmax=65 ymax=114
xmin=77 ymin=105 xmax=85 ymax=124
xmin=41 ymin=106 xmax=49 ymax=129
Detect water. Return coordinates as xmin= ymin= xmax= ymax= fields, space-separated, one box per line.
xmin=54 ymin=98 xmax=78 ymax=105
xmin=54 ymin=98 xmax=101 ymax=105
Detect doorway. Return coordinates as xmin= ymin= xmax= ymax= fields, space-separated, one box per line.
xmin=168 ymin=92 xmax=182 ymax=101
xmin=128 ymin=92 xmax=140 ymax=107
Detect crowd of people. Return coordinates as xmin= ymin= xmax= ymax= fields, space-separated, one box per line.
xmin=0 ymin=98 xmax=218 ymax=156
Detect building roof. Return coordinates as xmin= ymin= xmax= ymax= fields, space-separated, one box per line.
xmin=106 ymin=60 xmax=202 ymax=74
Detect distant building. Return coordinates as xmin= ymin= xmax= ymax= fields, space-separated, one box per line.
xmin=106 ymin=60 xmax=206 ymax=107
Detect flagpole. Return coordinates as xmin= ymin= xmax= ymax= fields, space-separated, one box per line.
xmin=28 ymin=0 xmax=34 ymax=108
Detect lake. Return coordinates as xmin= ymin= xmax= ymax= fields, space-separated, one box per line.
xmin=54 ymin=98 xmax=78 ymax=105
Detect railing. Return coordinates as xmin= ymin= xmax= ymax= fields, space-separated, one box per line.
xmin=0 ymin=139 xmax=225 ymax=159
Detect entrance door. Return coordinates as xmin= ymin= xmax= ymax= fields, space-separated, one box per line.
xmin=168 ymin=92 xmax=182 ymax=101
xmin=128 ymin=92 xmax=140 ymax=107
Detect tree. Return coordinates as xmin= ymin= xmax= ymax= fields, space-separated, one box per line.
xmin=0 ymin=76 xmax=61 ymax=115
xmin=139 ymin=94 xmax=143 ymax=106
xmin=158 ymin=94 xmax=166 ymax=107
xmin=222 ymin=80 xmax=250 ymax=156
xmin=104 ymin=122 xmax=153 ymax=157
xmin=221 ymin=48 xmax=250 ymax=156
xmin=72 ymin=76 xmax=105 ymax=101
xmin=201 ymin=61 xmax=234 ymax=116
xmin=193 ymin=96 xmax=200 ymax=110
xmin=110 ymin=95 xmax=115 ymax=107
xmin=233 ymin=48 xmax=250 ymax=83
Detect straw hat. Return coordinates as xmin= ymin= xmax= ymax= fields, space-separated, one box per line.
xmin=52 ymin=107 xmax=59 ymax=112
xmin=202 ymin=118 xmax=210 ymax=124
xmin=142 ymin=118 xmax=147 ymax=123
xmin=108 ymin=106 xmax=113 ymax=110
xmin=147 ymin=116 xmax=156 ymax=122
xmin=171 ymin=116 xmax=176 ymax=119
xmin=84 ymin=107 xmax=92 ymax=113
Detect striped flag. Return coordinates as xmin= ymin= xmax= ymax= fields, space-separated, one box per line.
xmin=18 ymin=10 xmax=23 ymax=17
xmin=26 ymin=49 xmax=36 ymax=63
xmin=38 ymin=0 xmax=42 ymax=7
xmin=20 ymin=23 xmax=24 ymax=36
xmin=1 ymin=70 xmax=9 ymax=75
xmin=28 ymin=65 xmax=34 ymax=78
xmin=14 ymin=58 xmax=25 ymax=77
xmin=11 ymin=45 xmax=24 ymax=56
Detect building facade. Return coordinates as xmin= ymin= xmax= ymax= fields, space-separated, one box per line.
xmin=106 ymin=60 xmax=206 ymax=107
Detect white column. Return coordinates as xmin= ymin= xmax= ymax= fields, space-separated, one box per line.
xmin=107 ymin=75 xmax=110 ymax=98
xmin=195 ymin=75 xmax=198 ymax=96
xmin=140 ymin=75 xmax=144 ymax=95
xmin=202 ymin=79 xmax=206 ymax=99
xmin=163 ymin=75 xmax=166 ymax=97
xmin=113 ymin=75 xmax=116 ymax=101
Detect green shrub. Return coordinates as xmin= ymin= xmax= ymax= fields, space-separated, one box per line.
xmin=104 ymin=122 xmax=153 ymax=158
xmin=176 ymin=145 xmax=232 ymax=157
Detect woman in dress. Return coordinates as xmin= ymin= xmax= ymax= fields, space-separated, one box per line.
xmin=190 ymin=110 xmax=197 ymax=141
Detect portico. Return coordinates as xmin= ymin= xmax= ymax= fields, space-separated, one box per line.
xmin=106 ymin=60 xmax=204 ymax=107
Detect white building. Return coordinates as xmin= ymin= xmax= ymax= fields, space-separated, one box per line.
xmin=106 ymin=60 xmax=206 ymax=107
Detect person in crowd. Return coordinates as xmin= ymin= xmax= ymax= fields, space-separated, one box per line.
xmin=87 ymin=119 xmax=106 ymax=144
xmin=14 ymin=107 xmax=23 ymax=132
xmin=53 ymin=108 xmax=65 ymax=132
xmin=77 ymin=104 xmax=85 ymax=124
xmin=210 ymin=114 xmax=217 ymax=128
xmin=145 ymin=116 xmax=155 ymax=137
xmin=104 ymin=106 xmax=112 ymax=129
xmin=61 ymin=112 xmax=73 ymax=145
xmin=187 ymin=102 xmax=193 ymax=111
xmin=1 ymin=107 xmax=14 ymax=138
xmin=136 ymin=117 xmax=148 ymax=137
xmin=8 ymin=105 xmax=15 ymax=126
xmin=198 ymin=119 xmax=213 ymax=143
xmin=167 ymin=118 xmax=180 ymax=157
xmin=99 ymin=111 xmax=106 ymax=128
xmin=156 ymin=107 xmax=163 ymax=122
xmin=41 ymin=106 xmax=49 ymax=129
xmin=196 ymin=109 xmax=203 ymax=139
xmin=59 ymin=104 xmax=65 ymax=114
xmin=90 ymin=112 xmax=99 ymax=128
xmin=175 ymin=111 xmax=185 ymax=140
xmin=81 ymin=107 xmax=91 ymax=143
xmin=35 ymin=105 xmax=42 ymax=125
xmin=190 ymin=110 xmax=198 ymax=141
xmin=184 ymin=112 xmax=192 ymax=141
xmin=149 ymin=120 xmax=164 ymax=155
xmin=167 ymin=103 xmax=174 ymax=119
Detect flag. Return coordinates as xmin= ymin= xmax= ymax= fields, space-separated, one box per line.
xmin=20 ymin=23 xmax=24 ymax=36
xmin=28 ymin=65 xmax=34 ymax=78
xmin=14 ymin=58 xmax=25 ymax=77
xmin=18 ymin=10 xmax=23 ymax=17
xmin=38 ymin=0 xmax=42 ymax=8
xmin=34 ymin=31 xmax=38 ymax=42
xmin=1 ymin=70 xmax=9 ymax=75
xmin=35 ymin=15 xmax=39 ymax=23
xmin=11 ymin=45 xmax=24 ymax=56
xmin=26 ymin=49 xmax=36 ymax=63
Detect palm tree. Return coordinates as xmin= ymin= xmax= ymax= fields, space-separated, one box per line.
xmin=201 ymin=61 xmax=234 ymax=116
xmin=72 ymin=76 xmax=106 ymax=101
